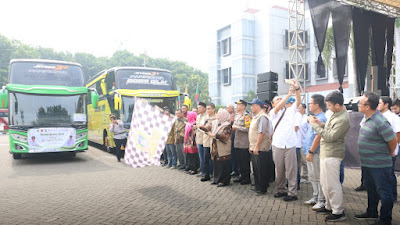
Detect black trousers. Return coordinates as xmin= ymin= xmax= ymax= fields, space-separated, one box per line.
xmin=204 ymin=147 xmax=213 ymax=176
xmin=251 ymin=151 xmax=273 ymax=193
xmin=214 ymin=158 xmax=231 ymax=185
xmin=114 ymin=138 xmax=127 ymax=161
xmin=268 ymin=149 xmax=276 ymax=182
xmin=187 ymin=153 xmax=199 ymax=172
xmin=235 ymin=148 xmax=251 ymax=181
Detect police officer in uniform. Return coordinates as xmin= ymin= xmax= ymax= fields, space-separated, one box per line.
xmin=232 ymin=100 xmax=252 ymax=185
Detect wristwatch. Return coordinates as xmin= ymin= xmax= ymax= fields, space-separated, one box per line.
xmin=295 ymin=87 xmax=300 ymax=91
xmin=308 ymin=150 xmax=314 ymax=155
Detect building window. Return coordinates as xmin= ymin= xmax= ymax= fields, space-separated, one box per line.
xmin=285 ymin=30 xmax=309 ymax=48
xmin=285 ymin=62 xmax=309 ymax=81
xmin=315 ymin=62 xmax=327 ymax=79
xmin=221 ymin=37 xmax=231 ymax=56
xmin=221 ymin=67 xmax=231 ymax=85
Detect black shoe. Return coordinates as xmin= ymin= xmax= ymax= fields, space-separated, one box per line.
xmin=283 ymin=196 xmax=298 ymax=202
xmin=325 ymin=212 xmax=346 ymax=222
xmin=240 ymin=180 xmax=251 ymax=185
xmin=354 ymin=212 xmax=378 ymax=220
xmin=179 ymin=166 xmax=186 ymax=170
xmin=233 ymin=178 xmax=242 ymax=183
xmin=117 ymin=159 xmax=121 ymax=162
xmin=316 ymin=207 xmax=332 ymax=214
xmin=201 ymin=176 xmax=210 ymax=182
xmin=211 ymin=182 xmax=217 ymax=185
xmin=274 ymin=192 xmax=288 ymax=198
xmin=256 ymin=191 xmax=266 ymax=196
xmin=354 ymin=185 xmax=366 ymax=191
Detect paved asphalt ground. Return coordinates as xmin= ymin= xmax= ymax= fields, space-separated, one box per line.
xmin=1 ymin=134 xmax=399 ymax=225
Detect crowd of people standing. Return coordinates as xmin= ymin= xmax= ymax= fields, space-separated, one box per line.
xmin=107 ymin=79 xmax=399 ymax=225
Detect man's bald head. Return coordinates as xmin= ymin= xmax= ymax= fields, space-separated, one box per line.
xmin=226 ymin=104 xmax=234 ymax=114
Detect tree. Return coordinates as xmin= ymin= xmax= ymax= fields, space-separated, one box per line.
xmin=0 ymin=34 xmax=210 ymax=102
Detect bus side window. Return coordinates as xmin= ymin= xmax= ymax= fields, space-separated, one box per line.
xmin=95 ymin=81 xmax=103 ymax=97
xmin=105 ymin=71 xmax=115 ymax=93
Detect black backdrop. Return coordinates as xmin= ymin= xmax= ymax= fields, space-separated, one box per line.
xmin=344 ymin=112 xmax=400 ymax=171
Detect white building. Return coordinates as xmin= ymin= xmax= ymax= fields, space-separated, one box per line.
xmin=209 ymin=5 xmax=355 ymax=106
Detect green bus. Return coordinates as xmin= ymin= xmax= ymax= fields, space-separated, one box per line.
xmin=0 ymin=59 xmax=98 ymax=159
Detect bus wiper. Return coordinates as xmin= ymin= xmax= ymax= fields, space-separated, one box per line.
xmin=9 ymin=125 xmax=34 ymax=130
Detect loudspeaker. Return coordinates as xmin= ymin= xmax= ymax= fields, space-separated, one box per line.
xmin=257 ymin=72 xmax=278 ymax=83
xmin=366 ymin=66 xmax=388 ymax=96
xmin=257 ymin=92 xmax=277 ymax=102
xmin=257 ymin=81 xmax=278 ymax=92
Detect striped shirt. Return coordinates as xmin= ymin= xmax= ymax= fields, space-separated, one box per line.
xmin=358 ymin=110 xmax=396 ymax=168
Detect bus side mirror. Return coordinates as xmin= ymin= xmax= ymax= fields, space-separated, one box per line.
xmin=100 ymin=79 xmax=107 ymax=95
xmin=91 ymin=91 xmax=99 ymax=109
xmin=0 ymin=86 xmax=8 ymax=109
xmin=114 ymin=92 xmax=122 ymax=111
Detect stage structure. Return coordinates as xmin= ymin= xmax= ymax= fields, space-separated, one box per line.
xmin=290 ymin=0 xmax=400 ymax=99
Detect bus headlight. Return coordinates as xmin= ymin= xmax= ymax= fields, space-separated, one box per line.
xmin=11 ymin=133 xmax=28 ymax=142
xmin=76 ymin=132 xmax=87 ymax=140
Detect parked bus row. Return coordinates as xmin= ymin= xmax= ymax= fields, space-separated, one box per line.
xmin=0 ymin=59 xmax=182 ymax=159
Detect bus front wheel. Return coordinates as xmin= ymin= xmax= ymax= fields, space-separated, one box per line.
xmin=13 ymin=153 xmax=22 ymax=159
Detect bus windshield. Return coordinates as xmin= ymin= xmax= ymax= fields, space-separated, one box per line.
xmin=9 ymin=93 xmax=87 ymax=127
xmin=10 ymin=62 xmax=84 ymax=87
xmin=121 ymin=96 xmax=176 ymax=125
xmin=116 ymin=69 xmax=175 ymax=90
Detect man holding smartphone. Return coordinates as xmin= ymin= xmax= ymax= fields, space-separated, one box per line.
xmin=270 ymin=80 xmax=301 ymax=202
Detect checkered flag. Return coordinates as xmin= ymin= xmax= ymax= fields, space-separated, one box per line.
xmin=124 ymin=97 xmax=176 ymax=168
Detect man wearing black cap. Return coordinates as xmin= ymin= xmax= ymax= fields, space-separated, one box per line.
xmin=248 ymin=99 xmax=272 ymax=195
xmin=232 ymin=100 xmax=252 ymax=185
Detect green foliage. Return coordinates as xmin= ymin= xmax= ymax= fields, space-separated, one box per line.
xmin=0 ymin=34 xmax=209 ymax=102
xmin=215 ymin=105 xmax=225 ymax=112
xmin=322 ymin=27 xmax=334 ymax=70
xmin=244 ymin=90 xmax=257 ymax=102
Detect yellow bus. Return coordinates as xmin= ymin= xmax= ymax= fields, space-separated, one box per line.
xmin=85 ymin=67 xmax=179 ymax=152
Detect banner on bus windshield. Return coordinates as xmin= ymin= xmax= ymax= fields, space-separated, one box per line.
xmin=10 ymin=62 xmax=84 ymax=87
xmin=27 ymin=128 xmax=76 ymax=153
xmin=118 ymin=70 xmax=173 ymax=90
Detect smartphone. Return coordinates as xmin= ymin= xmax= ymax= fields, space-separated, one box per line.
xmin=285 ymin=79 xmax=294 ymax=85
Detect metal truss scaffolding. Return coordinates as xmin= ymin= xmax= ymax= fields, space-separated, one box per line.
xmin=335 ymin=0 xmax=400 ymax=18
xmin=288 ymin=0 xmax=306 ymax=102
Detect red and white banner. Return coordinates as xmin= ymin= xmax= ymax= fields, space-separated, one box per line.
xmin=124 ymin=97 xmax=175 ymax=168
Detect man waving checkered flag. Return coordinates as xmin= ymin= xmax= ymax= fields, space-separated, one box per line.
xmin=124 ymin=97 xmax=175 ymax=168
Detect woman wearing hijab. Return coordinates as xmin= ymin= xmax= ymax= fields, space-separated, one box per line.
xmin=184 ymin=111 xmax=199 ymax=175
xmin=202 ymin=109 xmax=233 ymax=187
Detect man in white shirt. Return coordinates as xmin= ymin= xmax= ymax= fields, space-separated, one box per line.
xmin=270 ymin=80 xmax=301 ymax=201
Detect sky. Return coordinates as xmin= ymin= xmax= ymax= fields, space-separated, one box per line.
xmin=0 ymin=0 xmax=287 ymax=72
